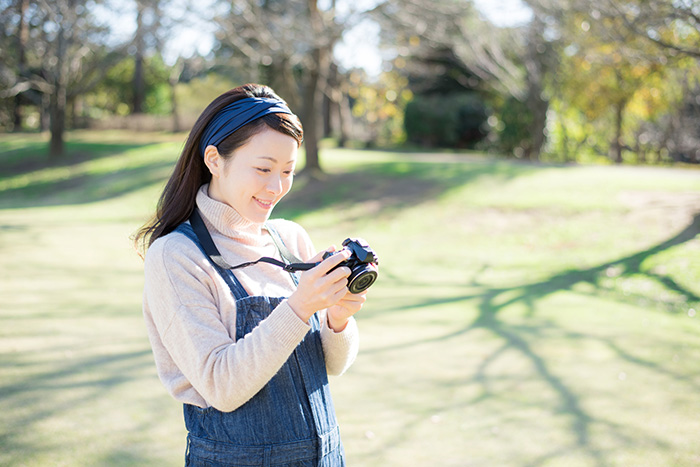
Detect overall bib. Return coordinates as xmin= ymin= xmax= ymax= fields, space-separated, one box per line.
xmin=174 ymin=223 xmax=345 ymax=467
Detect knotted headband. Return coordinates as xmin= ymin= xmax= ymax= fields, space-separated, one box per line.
xmin=199 ymin=97 xmax=293 ymax=157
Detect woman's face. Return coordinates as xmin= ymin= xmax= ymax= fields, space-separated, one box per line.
xmin=206 ymin=127 xmax=298 ymax=224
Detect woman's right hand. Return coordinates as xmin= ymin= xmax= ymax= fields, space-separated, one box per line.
xmin=287 ymin=247 xmax=352 ymax=322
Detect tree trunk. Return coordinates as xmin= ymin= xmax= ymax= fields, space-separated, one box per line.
xmin=49 ymin=83 xmax=66 ymax=158
xmin=323 ymin=63 xmax=338 ymax=138
xmin=322 ymin=90 xmax=332 ymax=138
xmin=613 ymin=100 xmax=625 ymax=164
xmin=337 ymin=91 xmax=351 ymax=147
xmin=40 ymin=93 xmax=50 ymax=132
xmin=301 ymin=0 xmax=329 ymax=178
xmin=49 ymin=18 xmax=68 ymax=158
xmin=524 ymin=15 xmax=548 ymax=161
xmin=170 ymin=78 xmax=180 ymax=133
xmin=526 ymin=87 xmax=547 ymax=161
xmin=133 ymin=53 xmax=145 ymax=114
xmin=13 ymin=95 xmax=23 ymax=131
xmin=13 ymin=0 xmax=29 ymax=131
xmin=302 ymin=50 xmax=323 ymax=177
xmin=132 ymin=1 xmax=146 ymax=114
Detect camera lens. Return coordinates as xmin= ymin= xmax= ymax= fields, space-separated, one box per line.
xmin=347 ymin=265 xmax=378 ymax=294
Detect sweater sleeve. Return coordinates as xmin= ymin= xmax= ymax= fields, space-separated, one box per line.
xmin=320 ymin=312 xmax=359 ymax=376
xmin=143 ymin=234 xmax=311 ymax=412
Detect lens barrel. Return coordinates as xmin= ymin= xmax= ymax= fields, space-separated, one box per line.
xmin=347 ymin=265 xmax=378 ymax=294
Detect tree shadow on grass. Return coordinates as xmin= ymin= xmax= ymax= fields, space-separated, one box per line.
xmin=0 ymin=159 xmax=176 ymax=209
xmin=0 ymin=140 xmax=154 ymax=178
xmin=277 ymin=159 xmax=538 ymax=222
xmin=0 ymin=137 xmax=180 ymax=209
xmin=0 ymin=146 xmax=538 ymax=213
xmin=0 ymin=345 xmax=163 ymax=463
xmin=364 ymin=210 xmax=700 ymax=465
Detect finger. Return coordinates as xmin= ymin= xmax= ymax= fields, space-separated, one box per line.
xmin=339 ymin=292 xmax=367 ymax=304
xmin=332 ymin=285 xmax=351 ymax=304
xmin=315 ymin=282 xmax=348 ymax=308
xmin=307 ymin=245 xmax=338 ymax=263
xmin=318 ymin=273 xmax=351 ymax=300
xmin=314 ymin=249 xmax=351 ymax=275
xmin=325 ymin=266 xmax=351 ymax=282
xmin=336 ymin=294 xmax=367 ymax=310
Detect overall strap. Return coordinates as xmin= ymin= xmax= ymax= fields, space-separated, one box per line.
xmin=265 ymin=222 xmax=301 ymax=286
xmin=173 ymin=220 xmax=249 ymax=299
xmin=186 ymin=209 xmax=300 ymax=290
xmin=189 ymin=208 xmax=234 ymax=269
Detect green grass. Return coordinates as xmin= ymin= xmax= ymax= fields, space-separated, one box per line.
xmin=1 ymin=131 xmax=700 ymax=466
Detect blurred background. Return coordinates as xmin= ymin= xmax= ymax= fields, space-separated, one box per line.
xmin=1 ymin=0 xmax=699 ymax=165
xmin=1 ymin=0 xmax=700 ymax=466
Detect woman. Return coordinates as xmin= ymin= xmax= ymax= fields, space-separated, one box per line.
xmin=134 ymin=83 xmax=365 ymax=466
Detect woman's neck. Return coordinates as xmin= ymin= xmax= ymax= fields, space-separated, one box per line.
xmin=196 ymin=184 xmax=267 ymax=246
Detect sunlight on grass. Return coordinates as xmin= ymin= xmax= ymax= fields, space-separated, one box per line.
xmin=1 ymin=132 xmax=700 ymax=466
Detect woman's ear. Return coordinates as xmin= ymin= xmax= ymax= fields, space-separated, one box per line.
xmin=203 ymin=145 xmax=222 ymax=178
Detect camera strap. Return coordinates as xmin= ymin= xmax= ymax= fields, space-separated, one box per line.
xmin=264 ymin=221 xmax=302 ymax=265
xmin=188 ymin=209 xmax=316 ymax=272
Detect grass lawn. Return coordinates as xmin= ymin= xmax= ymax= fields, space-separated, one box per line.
xmin=1 ymin=131 xmax=699 ymax=466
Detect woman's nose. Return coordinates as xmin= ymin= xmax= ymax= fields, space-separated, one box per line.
xmin=266 ymin=175 xmax=283 ymax=194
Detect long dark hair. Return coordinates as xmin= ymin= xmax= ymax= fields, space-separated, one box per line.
xmin=134 ymin=83 xmax=303 ymax=255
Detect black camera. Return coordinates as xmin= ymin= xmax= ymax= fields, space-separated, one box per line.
xmin=324 ymin=238 xmax=379 ymax=294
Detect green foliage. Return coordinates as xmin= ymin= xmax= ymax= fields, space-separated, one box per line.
xmin=142 ymin=54 xmax=173 ymax=115
xmin=543 ymin=7 xmax=700 ymax=164
xmin=404 ymin=92 xmax=487 ymax=148
xmin=87 ymin=59 xmax=134 ymax=116
xmin=85 ymin=54 xmax=173 ymax=117
xmin=487 ymin=96 xmax=533 ymax=157
xmin=348 ymin=70 xmax=412 ymax=147
xmin=175 ymin=74 xmax=242 ymax=118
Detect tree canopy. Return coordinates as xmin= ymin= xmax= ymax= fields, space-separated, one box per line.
xmin=0 ymin=0 xmax=698 ymax=165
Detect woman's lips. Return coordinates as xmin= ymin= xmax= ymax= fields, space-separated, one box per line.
xmin=254 ymin=197 xmax=273 ymax=209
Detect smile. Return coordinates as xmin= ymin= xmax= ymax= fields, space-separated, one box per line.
xmin=254 ymin=197 xmax=274 ymax=209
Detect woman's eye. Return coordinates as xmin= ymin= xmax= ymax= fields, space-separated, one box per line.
xmin=255 ymin=167 xmax=271 ymax=173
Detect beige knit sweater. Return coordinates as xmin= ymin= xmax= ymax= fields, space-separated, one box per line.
xmin=142 ymin=184 xmax=359 ymax=412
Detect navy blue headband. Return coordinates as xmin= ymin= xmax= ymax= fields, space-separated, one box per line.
xmin=199 ymin=97 xmax=293 ymax=157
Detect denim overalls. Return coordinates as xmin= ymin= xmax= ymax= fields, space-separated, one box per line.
xmin=174 ymin=223 xmax=346 ymax=467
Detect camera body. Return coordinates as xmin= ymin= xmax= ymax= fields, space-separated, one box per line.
xmin=324 ymin=238 xmax=379 ymax=294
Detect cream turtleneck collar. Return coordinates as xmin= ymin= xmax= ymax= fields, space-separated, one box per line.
xmin=195 ymin=184 xmax=269 ymax=246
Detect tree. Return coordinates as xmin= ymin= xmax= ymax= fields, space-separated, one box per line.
xmin=372 ymin=0 xmax=554 ymax=160
xmin=12 ymin=0 xmax=29 ymax=130
xmin=0 ymin=0 xmax=53 ymax=131
xmin=0 ymin=0 xmax=126 ymax=157
xmin=167 ymin=54 xmax=207 ymax=132
xmin=536 ymin=0 xmax=694 ymax=164
xmin=131 ymin=0 xmax=169 ymax=114
xmin=593 ymin=0 xmax=700 ymax=59
xmin=211 ymin=0 xmax=372 ymax=177
xmin=347 ymin=69 xmax=412 ymax=147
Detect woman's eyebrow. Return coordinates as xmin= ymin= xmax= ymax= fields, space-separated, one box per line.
xmin=257 ymin=156 xmax=295 ymax=165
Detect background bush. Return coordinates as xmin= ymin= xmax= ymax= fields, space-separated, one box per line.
xmin=404 ymin=93 xmax=488 ymax=148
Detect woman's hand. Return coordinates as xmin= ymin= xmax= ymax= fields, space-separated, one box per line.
xmin=287 ymin=247 xmax=352 ymax=323
xmin=327 ymin=290 xmax=368 ymax=332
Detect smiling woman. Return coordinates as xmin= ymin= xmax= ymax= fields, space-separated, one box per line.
xmin=133 ymin=83 xmax=367 ymax=466
xmin=203 ymin=128 xmax=298 ymax=225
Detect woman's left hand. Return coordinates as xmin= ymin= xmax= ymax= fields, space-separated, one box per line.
xmin=326 ymin=290 xmax=368 ymax=332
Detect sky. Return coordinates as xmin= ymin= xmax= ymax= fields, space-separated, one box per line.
xmin=103 ymin=0 xmax=533 ymax=76
xmin=335 ymin=0 xmax=533 ymax=76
